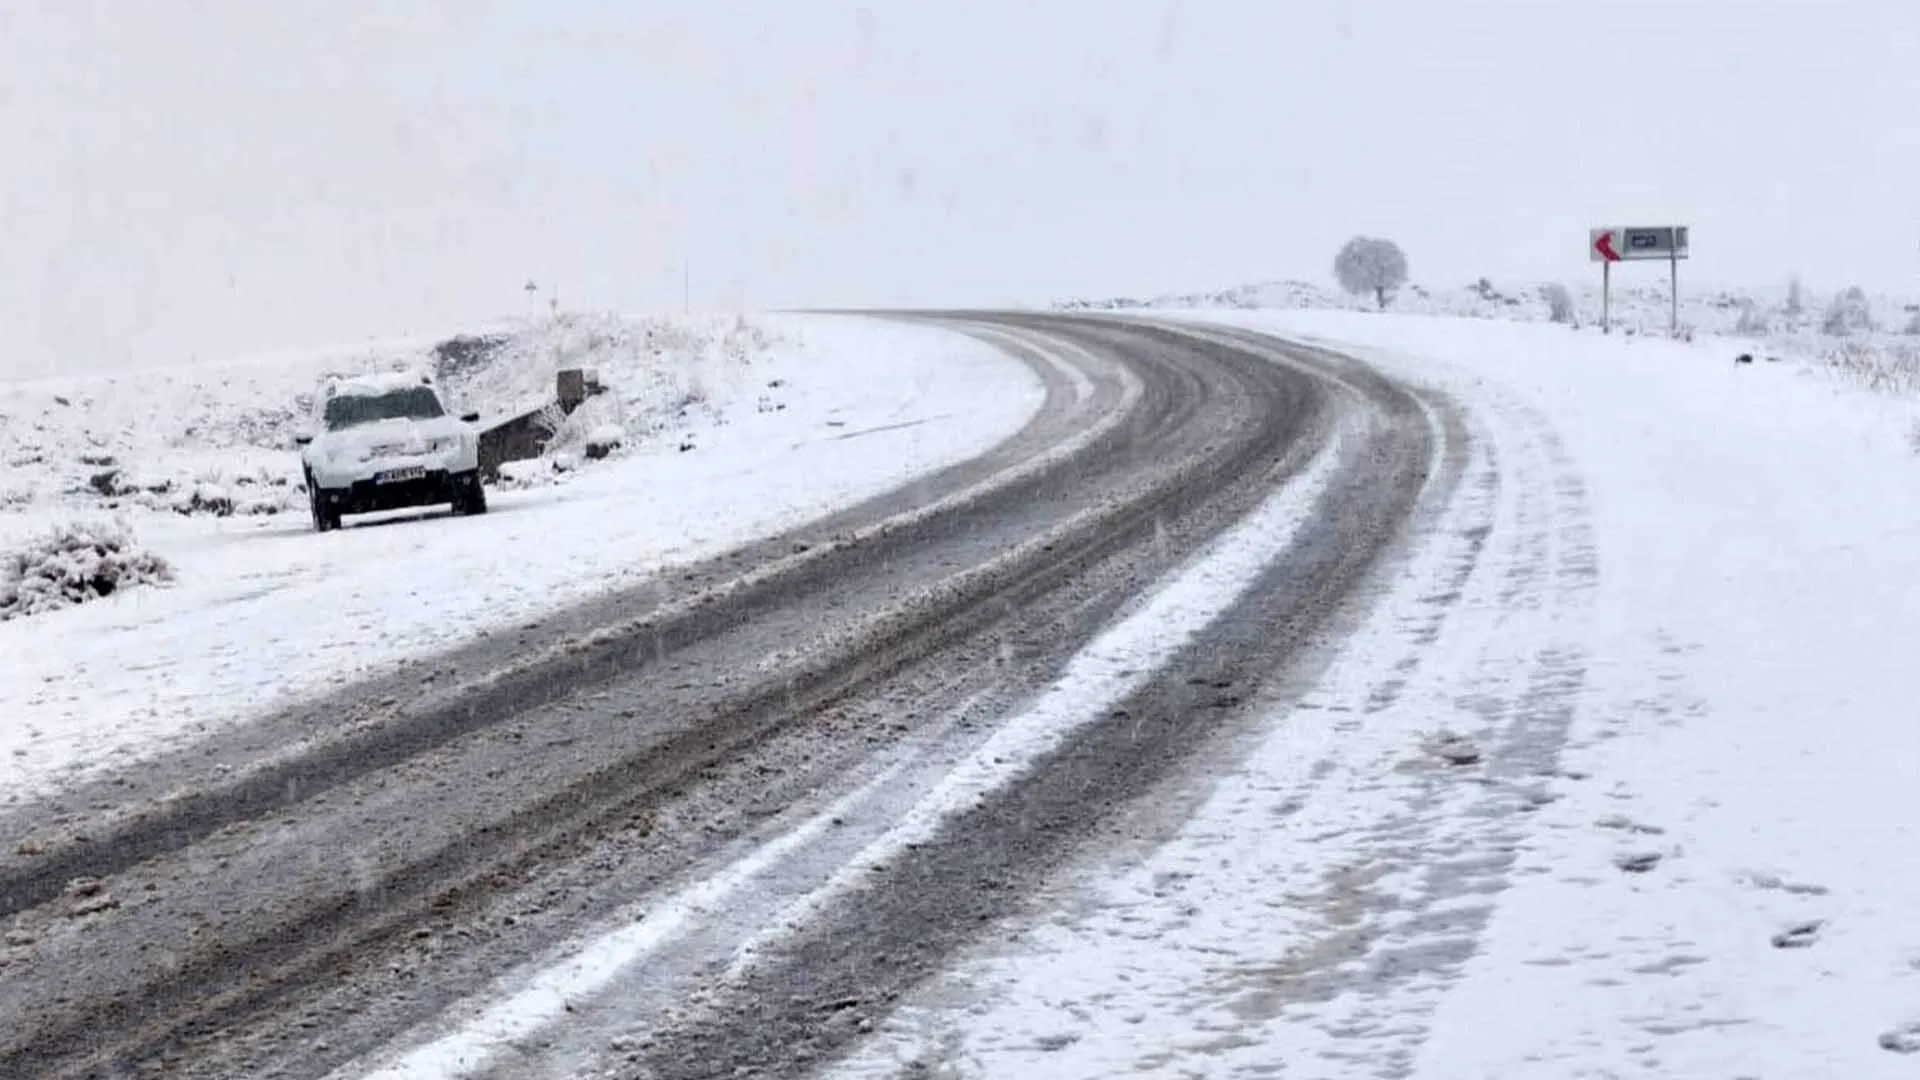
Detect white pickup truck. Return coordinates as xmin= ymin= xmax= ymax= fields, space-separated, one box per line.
xmin=295 ymin=372 xmax=486 ymax=533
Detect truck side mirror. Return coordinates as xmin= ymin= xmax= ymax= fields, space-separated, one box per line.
xmin=460 ymin=411 xmax=481 ymax=424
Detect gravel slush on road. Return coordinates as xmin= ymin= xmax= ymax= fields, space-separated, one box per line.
xmin=0 ymin=314 xmax=1438 ymax=1079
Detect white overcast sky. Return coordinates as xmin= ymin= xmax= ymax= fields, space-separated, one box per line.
xmin=4 ymin=0 xmax=1919 ymax=373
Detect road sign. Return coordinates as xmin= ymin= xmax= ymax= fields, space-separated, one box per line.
xmin=1590 ymin=225 xmax=1691 ymax=335
xmin=1591 ymin=226 xmax=1689 ymax=262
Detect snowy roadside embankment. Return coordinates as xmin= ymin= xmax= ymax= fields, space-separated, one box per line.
xmin=831 ymin=311 xmax=1920 ymax=1079
xmin=1064 ymin=276 xmax=1920 ymax=410
xmin=0 ymin=313 xmax=785 ymax=527
xmin=0 ymin=314 xmax=1044 ymax=804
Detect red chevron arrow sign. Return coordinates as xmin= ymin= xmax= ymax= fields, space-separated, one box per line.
xmin=1590 ymin=225 xmax=1691 ymax=335
xmin=1591 ymin=226 xmax=1688 ymax=263
xmin=1592 ymin=229 xmax=1621 ymax=262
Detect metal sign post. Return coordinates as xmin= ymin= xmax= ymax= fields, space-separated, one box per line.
xmin=1602 ymin=260 xmax=1612 ymax=333
xmin=1591 ymin=226 xmax=1690 ymax=336
xmin=1670 ymin=247 xmax=1678 ymax=335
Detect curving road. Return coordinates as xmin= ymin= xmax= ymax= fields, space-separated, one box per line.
xmin=0 ymin=314 xmax=1462 ymax=1080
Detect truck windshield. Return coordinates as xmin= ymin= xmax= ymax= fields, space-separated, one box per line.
xmin=323 ymin=388 xmax=446 ymax=430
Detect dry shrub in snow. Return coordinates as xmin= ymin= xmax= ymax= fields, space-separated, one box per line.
xmin=532 ymin=392 xmax=633 ymax=461
xmin=0 ymin=520 xmax=173 ymax=622
xmin=1540 ymin=283 xmax=1576 ymax=325
xmin=1822 ymin=341 xmax=1920 ymax=397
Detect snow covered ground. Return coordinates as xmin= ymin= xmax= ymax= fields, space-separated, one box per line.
xmin=14 ymin=296 xmax=1920 ymax=1075
xmin=1065 ymin=275 xmax=1920 ymax=404
xmin=0 ymin=314 xmax=1043 ymax=804
xmin=830 ymin=311 xmax=1920 ymax=1078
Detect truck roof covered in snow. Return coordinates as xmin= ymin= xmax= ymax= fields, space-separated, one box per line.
xmin=323 ymin=371 xmax=435 ymax=398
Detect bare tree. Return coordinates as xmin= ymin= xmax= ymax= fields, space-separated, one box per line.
xmin=1540 ymin=283 xmax=1576 ymax=325
xmin=1785 ymin=276 xmax=1805 ymax=317
xmin=1734 ymin=300 xmax=1770 ymax=336
xmin=1334 ymin=237 xmax=1410 ymax=309
xmin=1823 ymin=286 xmax=1875 ymax=336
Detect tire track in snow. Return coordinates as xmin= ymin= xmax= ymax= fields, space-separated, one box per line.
xmin=818 ymin=352 xmax=1599 ymax=1080
xmin=342 ymin=404 xmax=1351 ymax=1080
xmin=585 ymin=326 xmax=1447 ymax=1080
xmin=0 ymin=316 xmax=1345 ymax=1080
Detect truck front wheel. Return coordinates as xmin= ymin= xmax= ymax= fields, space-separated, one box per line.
xmin=307 ymin=474 xmax=342 ymax=533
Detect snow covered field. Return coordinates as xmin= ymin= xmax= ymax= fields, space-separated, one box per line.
xmin=1066 ymin=276 xmax=1920 ymax=405
xmin=831 ymin=311 xmax=1920 ymax=1078
xmin=0 ymin=314 xmax=1043 ymax=803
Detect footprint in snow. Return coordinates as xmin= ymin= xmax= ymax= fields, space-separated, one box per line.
xmin=1737 ymin=870 xmax=1830 ymax=897
xmin=1614 ymin=851 xmax=1664 ymax=874
xmin=1770 ymin=920 xmax=1825 ymax=949
xmin=1421 ymin=732 xmax=1482 ymax=767
xmin=1597 ymin=814 xmax=1666 ymax=836
xmin=1880 ymin=1023 xmax=1920 ymax=1054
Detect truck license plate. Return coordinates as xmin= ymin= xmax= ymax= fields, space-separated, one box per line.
xmin=375 ymin=467 xmax=427 ymax=484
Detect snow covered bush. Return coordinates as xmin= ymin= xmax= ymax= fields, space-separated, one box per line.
xmin=1334 ymin=237 xmax=1410 ymax=309
xmin=1471 ymin=277 xmax=1501 ymax=302
xmin=1786 ymin=276 xmax=1806 ymax=316
xmin=430 ymin=333 xmax=510 ymax=385
xmin=531 ymin=400 xmax=571 ymax=443
xmin=1734 ymin=302 xmax=1770 ymax=336
xmin=171 ymin=481 xmax=234 ymax=517
xmin=1540 ymin=283 xmax=1576 ymax=325
xmin=0 ymin=519 xmax=173 ymax=622
xmin=493 ymin=458 xmax=560 ymax=490
xmin=583 ymin=424 xmax=625 ymax=460
xmin=1823 ymin=286 xmax=1875 ymax=336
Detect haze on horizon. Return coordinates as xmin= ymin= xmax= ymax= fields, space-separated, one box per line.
xmin=5 ymin=0 xmax=1917 ymax=374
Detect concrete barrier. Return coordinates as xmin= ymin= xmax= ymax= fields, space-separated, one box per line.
xmin=476 ymin=369 xmax=606 ymax=480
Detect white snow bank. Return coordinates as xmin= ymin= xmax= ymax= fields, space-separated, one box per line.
xmin=1249 ymin=311 xmax=1920 ymax=1079
xmin=0 ymin=314 xmax=1044 ymax=804
xmin=831 ymin=310 xmax=1920 ymax=1079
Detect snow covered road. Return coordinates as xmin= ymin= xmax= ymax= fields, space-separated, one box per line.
xmin=8 ymin=309 xmax=1915 ymax=1080
xmin=0 ymin=314 xmax=1424 ymax=1080
xmin=829 ymin=312 xmax=1920 ymax=1079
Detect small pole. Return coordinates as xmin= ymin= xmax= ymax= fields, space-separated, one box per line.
xmin=1602 ymin=260 xmax=1611 ymax=333
xmin=1670 ymin=246 xmax=1680 ymax=337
